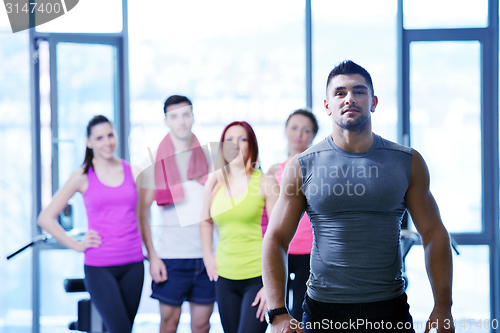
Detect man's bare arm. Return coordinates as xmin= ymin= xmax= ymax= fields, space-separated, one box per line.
xmin=137 ymin=188 xmax=157 ymax=259
xmin=200 ymin=172 xmax=219 ymax=281
xmin=136 ymin=180 xmax=167 ymax=283
xmin=262 ymin=156 xmax=306 ymax=332
xmin=405 ymin=150 xmax=454 ymax=333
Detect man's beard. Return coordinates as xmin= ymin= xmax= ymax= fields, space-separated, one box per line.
xmin=335 ymin=113 xmax=370 ymax=131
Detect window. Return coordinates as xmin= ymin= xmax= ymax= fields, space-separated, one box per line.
xmin=410 ymin=41 xmax=482 ymax=233
xmin=312 ymin=0 xmax=398 ymax=142
xmin=403 ymin=0 xmax=488 ymax=29
xmin=0 ymin=32 xmax=32 ymax=332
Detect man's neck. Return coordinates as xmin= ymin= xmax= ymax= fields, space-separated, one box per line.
xmin=331 ymin=126 xmax=374 ymax=153
xmin=228 ymin=163 xmax=248 ymax=177
xmin=170 ymin=132 xmax=193 ymax=152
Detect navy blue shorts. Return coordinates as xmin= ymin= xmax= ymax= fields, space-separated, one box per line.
xmin=151 ymin=258 xmax=215 ymax=306
xmin=302 ymin=293 xmax=415 ymax=332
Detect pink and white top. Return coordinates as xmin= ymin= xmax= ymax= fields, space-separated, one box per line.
xmin=83 ymin=159 xmax=144 ymax=266
xmin=275 ymin=161 xmax=313 ymax=255
xmin=261 ymin=161 xmax=313 ymax=255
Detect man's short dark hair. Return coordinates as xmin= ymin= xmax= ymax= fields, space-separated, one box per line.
xmin=326 ymin=60 xmax=374 ymax=96
xmin=163 ymin=95 xmax=193 ymax=114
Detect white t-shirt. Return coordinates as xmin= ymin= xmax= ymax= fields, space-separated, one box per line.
xmin=153 ymin=149 xmax=217 ymax=258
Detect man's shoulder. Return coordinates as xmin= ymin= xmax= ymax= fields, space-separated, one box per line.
xmin=297 ymin=137 xmax=331 ymax=159
xmin=376 ymin=135 xmax=413 ymax=156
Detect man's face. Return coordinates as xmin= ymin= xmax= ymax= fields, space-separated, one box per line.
xmin=324 ymin=74 xmax=378 ymax=131
xmin=164 ymin=102 xmax=194 ymax=140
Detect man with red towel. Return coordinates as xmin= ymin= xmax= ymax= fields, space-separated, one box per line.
xmin=138 ymin=95 xmax=215 ymax=333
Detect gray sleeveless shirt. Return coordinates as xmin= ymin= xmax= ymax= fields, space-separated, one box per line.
xmin=297 ymin=134 xmax=413 ymax=303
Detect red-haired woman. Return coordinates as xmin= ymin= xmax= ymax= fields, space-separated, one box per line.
xmin=200 ymin=121 xmax=279 ymax=333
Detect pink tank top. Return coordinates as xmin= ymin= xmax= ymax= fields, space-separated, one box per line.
xmin=261 ymin=162 xmax=313 ymax=255
xmin=83 ymin=160 xmax=144 ymax=266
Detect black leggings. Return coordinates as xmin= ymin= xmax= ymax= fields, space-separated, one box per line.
xmin=216 ymin=276 xmax=268 ymax=333
xmin=84 ymin=261 xmax=144 ymax=333
xmin=287 ymin=254 xmax=310 ymax=320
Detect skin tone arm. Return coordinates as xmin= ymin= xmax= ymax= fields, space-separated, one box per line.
xmin=136 ymin=170 xmax=167 ymax=283
xmin=200 ymin=172 xmax=219 ymax=281
xmin=133 ymin=165 xmax=167 ymax=283
xmin=251 ymin=173 xmax=280 ymax=322
xmin=267 ymin=163 xmax=281 ymax=179
xmin=37 ymin=167 xmax=102 ymax=252
xmin=405 ymin=150 xmax=454 ymax=333
xmin=262 ymin=156 xmax=306 ymax=333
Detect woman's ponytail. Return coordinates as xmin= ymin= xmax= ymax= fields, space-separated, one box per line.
xmin=83 ymin=147 xmax=94 ymax=174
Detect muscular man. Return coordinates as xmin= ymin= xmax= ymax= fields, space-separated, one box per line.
xmin=138 ymin=95 xmax=215 ymax=333
xmin=262 ymin=61 xmax=454 ymax=333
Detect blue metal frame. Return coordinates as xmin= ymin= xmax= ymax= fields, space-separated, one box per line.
xmin=29 ymin=29 xmax=42 ymax=333
xmin=305 ymin=0 xmax=312 ymax=109
xmin=45 ymin=33 xmax=127 ymax=187
xmin=484 ymin=1 xmax=500 ymax=321
xmin=397 ymin=0 xmax=499 ymax=326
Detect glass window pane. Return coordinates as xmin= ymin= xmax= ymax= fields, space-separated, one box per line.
xmin=410 ymin=41 xmax=481 ymax=233
xmin=0 ymin=33 xmax=32 ymax=332
xmin=128 ymin=0 xmax=305 ymax=172
xmin=312 ymin=0 xmax=398 ymax=142
xmin=406 ymin=245 xmax=489 ymax=325
xmin=404 ymin=0 xmax=488 ymax=29
xmin=36 ymin=0 xmax=122 ymax=33
xmin=56 ymin=42 xmax=115 ymax=204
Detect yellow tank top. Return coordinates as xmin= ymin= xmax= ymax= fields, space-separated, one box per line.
xmin=210 ymin=169 xmax=265 ymax=280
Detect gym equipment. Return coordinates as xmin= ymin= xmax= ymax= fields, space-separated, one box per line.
xmin=64 ymin=278 xmax=107 ymax=332
xmin=7 ymin=228 xmax=107 ymax=332
xmin=400 ymin=229 xmax=460 ymax=290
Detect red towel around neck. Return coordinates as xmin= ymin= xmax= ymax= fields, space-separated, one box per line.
xmin=154 ymin=133 xmax=208 ymax=206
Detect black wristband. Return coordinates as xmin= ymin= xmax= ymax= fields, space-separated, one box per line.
xmin=265 ymin=307 xmax=289 ymax=324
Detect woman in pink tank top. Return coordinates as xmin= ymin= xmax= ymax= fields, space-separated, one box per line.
xmin=266 ymin=108 xmax=318 ymax=321
xmin=37 ymin=115 xmax=144 ymax=333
